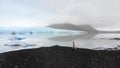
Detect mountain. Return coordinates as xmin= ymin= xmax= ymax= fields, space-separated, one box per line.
xmin=77 ymin=25 xmax=98 ymax=33
xmin=47 ymin=23 xmax=98 ymax=33
xmin=47 ymin=23 xmax=85 ymax=31
xmin=48 ymin=23 xmax=120 ymax=34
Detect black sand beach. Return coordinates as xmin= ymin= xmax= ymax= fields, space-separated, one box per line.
xmin=0 ymin=45 xmax=120 ymax=68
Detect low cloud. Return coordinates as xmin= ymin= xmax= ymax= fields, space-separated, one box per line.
xmin=0 ymin=0 xmax=120 ymax=29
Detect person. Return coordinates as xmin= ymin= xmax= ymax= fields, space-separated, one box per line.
xmin=72 ymin=41 xmax=76 ymax=49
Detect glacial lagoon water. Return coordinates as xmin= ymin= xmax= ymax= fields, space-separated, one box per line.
xmin=0 ymin=27 xmax=120 ymax=53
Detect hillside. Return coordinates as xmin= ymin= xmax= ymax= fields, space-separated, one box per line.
xmin=0 ymin=45 xmax=120 ymax=68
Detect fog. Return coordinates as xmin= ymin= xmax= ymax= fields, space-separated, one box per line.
xmin=0 ymin=0 xmax=120 ymax=30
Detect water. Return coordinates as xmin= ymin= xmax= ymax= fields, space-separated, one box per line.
xmin=0 ymin=27 xmax=120 ymax=53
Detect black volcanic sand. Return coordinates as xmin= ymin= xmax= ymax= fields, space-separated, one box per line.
xmin=0 ymin=45 xmax=120 ymax=68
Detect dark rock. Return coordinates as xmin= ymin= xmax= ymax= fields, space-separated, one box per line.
xmin=110 ymin=38 xmax=120 ymax=40
xmin=0 ymin=46 xmax=120 ymax=68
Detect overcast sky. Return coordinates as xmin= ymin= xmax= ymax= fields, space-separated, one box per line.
xmin=0 ymin=0 xmax=120 ymax=30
